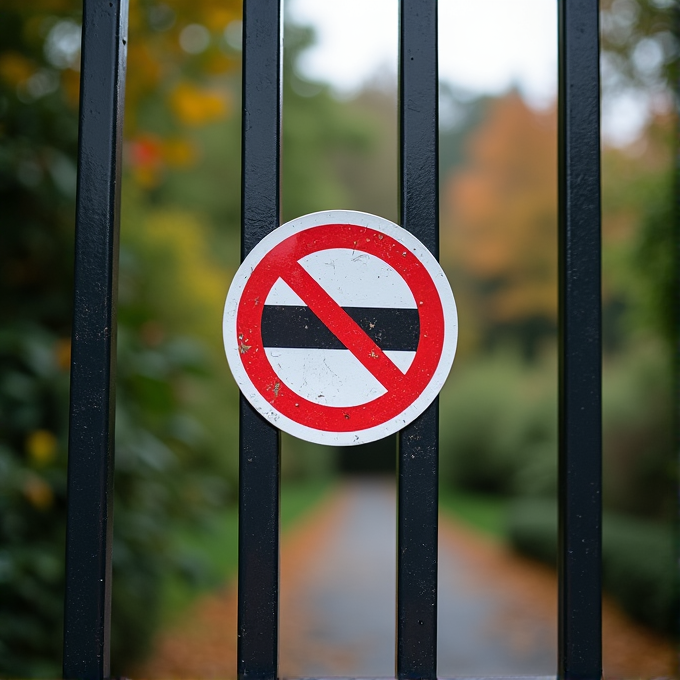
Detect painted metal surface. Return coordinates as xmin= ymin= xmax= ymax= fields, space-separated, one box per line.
xmin=397 ymin=0 xmax=440 ymax=678
xmin=62 ymin=0 xmax=128 ymax=678
xmin=224 ymin=211 xmax=457 ymax=446
xmin=557 ymin=1 xmax=603 ymax=678
xmin=237 ymin=1 xmax=282 ymax=679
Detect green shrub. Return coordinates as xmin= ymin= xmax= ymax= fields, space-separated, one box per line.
xmin=507 ymin=498 xmax=677 ymax=636
xmin=0 ymin=327 xmax=70 ymax=676
xmin=0 ymin=322 xmax=237 ymax=676
xmin=439 ymin=351 xmax=557 ymax=496
xmin=602 ymin=344 xmax=675 ymax=520
xmin=440 ymin=345 xmax=674 ymax=523
xmin=505 ymin=498 xmax=558 ymax=566
xmin=602 ymin=514 xmax=677 ymax=635
xmin=438 ymin=487 xmax=508 ymax=538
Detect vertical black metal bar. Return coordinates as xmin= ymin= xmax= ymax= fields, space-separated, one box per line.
xmin=558 ymin=0 xmax=602 ymax=677
xmin=63 ymin=1 xmax=128 ymax=678
xmin=397 ymin=1 xmax=438 ymax=678
xmin=238 ymin=1 xmax=282 ymax=679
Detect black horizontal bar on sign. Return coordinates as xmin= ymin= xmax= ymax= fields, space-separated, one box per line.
xmin=261 ymin=305 xmax=420 ymax=351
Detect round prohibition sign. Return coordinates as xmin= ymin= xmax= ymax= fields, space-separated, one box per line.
xmin=223 ymin=210 xmax=458 ymax=446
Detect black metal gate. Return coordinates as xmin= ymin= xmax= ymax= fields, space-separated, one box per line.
xmin=62 ymin=1 xmax=601 ymax=678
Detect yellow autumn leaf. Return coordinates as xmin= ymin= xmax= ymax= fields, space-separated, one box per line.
xmin=54 ymin=338 xmax=71 ymax=371
xmin=204 ymin=52 xmax=238 ymax=76
xmin=162 ymin=137 xmax=198 ymax=168
xmin=3 ymin=0 xmax=74 ymax=11
xmin=23 ymin=475 xmax=54 ymax=510
xmin=170 ymin=82 xmax=229 ymax=126
xmin=130 ymin=209 xmax=232 ymax=344
xmin=132 ymin=165 xmax=162 ymax=189
xmin=201 ymin=6 xmax=239 ymax=31
xmin=0 ymin=51 xmax=35 ymax=86
xmin=60 ymin=69 xmax=80 ymax=108
xmin=26 ymin=430 xmax=58 ymax=466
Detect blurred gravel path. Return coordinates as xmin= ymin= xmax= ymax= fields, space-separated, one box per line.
xmin=138 ymin=479 xmax=676 ymax=678
xmin=280 ymin=479 xmax=555 ymax=676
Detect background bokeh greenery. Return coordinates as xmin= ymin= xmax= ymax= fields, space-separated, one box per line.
xmin=0 ymin=0 xmax=676 ymax=675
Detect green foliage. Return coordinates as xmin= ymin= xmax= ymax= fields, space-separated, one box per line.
xmin=507 ymin=498 xmax=677 ymax=636
xmin=0 ymin=9 xmax=76 ymax=675
xmin=281 ymin=433 xmax=337 ymax=481
xmin=156 ymin=23 xmax=378 ymax=231
xmin=112 ymin=328 xmax=234 ymax=668
xmin=438 ymin=488 xmax=508 ymax=538
xmin=0 ymin=12 xmax=79 ymax=331
xmin=160 ymin=479 xmax=333 ymax=624
xmin=439 ymin=84 xmax=494 ymax=181
xmin=505 ymin=498 xmax=558 ymax=567
xmin=0 ymin=327 xmax=69 ymax=676
xmin=602 ymin=513 xmax=677 ymax=636
xmin=601 ymin=131 xmax=676 ymax=353
xmin=0 ymin=11 xmax=240 ymax=670
xmin=630 ymin=177 xmax=677 ymax=348
xmin=439 ymin=352 xmax=557 ymax=496
xmin=111 ymin=201 xmax=242 ymax=670
xmin=600 ymin=0 xmax=677 ymax=96
xmin=602 ymin=343 xmax=675 ymax=519
xmin=440 ymin=344 xmax=674 ymax=520
xmin=0 ymin=318 xmax=236 ymax=676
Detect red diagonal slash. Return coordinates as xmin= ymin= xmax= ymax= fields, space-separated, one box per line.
xmin=280 ymin=262 xmax=406 ymax=392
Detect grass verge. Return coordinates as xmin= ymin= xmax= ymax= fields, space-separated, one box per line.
xmin=161 ymin=479 xmax=334 ymax=621
xmin=438 ymin=486 xmax=508 ymax=539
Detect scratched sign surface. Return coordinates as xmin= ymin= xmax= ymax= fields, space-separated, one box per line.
xmin=223 ymin=210 xmax=458 ymax=446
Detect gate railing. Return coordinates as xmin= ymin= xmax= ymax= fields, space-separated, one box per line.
xmin=62 ymin=1 xmax=601 ymax=678
xmin=63 ymin=1 xmax=127 ymax=677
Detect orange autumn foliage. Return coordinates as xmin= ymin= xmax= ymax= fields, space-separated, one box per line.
xmin=3 ymin=0 xmax=241 ymax=185
xmin=170 ymin=81 xmax=230 ymax=126
xmin=442 ymin=94 xmax=558 ymax=328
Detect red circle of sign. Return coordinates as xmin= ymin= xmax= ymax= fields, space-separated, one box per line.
xmin=236 ymin=223 xmax=444 ymax=432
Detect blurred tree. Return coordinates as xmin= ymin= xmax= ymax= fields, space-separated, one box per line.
xmin=0 ymin=0 xmax=241 ymax=322
xmin=437 ymin=3 xmax=676 ymax=634
xmin=441 ymin=93 xmax=558 ymax=357
xmin=600 ymin=0 xmax=677 ymax=97
xmin=439 ymin=83 xmax=493 ymax=183
xmin=0 ymin=0 xmax=242 ymax=674
xmin=597 ymin=0 xmax=677 ymax=353
xmin=441 ymin=96 xmax=674 ymax=357
xmin=281 ymin=24 xmax=376 ymax=222
xmin=600 ymin=112 xmax=676 ymax=349
xmin=330 ymin=83 xmax=399 ymax=224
